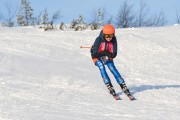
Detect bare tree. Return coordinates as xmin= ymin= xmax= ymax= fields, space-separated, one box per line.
xmin=50 ymin=9 xmax=61 ymax=29
xmin=149 ymin=12 xmax=167 ymax=27
xmin=115 ymin=1 xmax=135 ymax=28
xmin=35 ymin=11 xmax=43 ymax=25
xmin=176 ymin=10 xmax=180 ymax=24
xmin=4 ymin=0 xmax=17 ymax=27
xmin=106 ymin=16 xmax=113 ymax=24
xmin=135 ymin=0 xmax=150 ymax=27
xmin=0 ymin=13 xmax=3 ymax=22
xmin=41 ymin=9 xmax=49 ymax=28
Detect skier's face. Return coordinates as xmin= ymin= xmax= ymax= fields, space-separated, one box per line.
xmin=105 ymin=37 xmax=113 ymax=42
xmin=104 ymin=34 xmax=114 ymax=42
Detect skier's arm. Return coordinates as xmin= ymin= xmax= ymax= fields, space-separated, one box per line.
xmin=91 ymin=37 xmax=105 ymax=58
xmin=111 ymin=37 xmax=117 ymax=58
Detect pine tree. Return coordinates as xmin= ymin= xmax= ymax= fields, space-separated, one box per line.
xmin=70 ymin=15 xmax=86 ymax=31
xmin=17 ymin=0 xmax=34 ymax=26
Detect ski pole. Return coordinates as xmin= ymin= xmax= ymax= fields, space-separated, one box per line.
xmin=80 ymin=46 xmax=92 ymax=49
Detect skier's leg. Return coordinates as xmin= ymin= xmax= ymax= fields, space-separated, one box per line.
xmin=106 ymin=60 xmax=131 ymax=96
xmin=95 ymin=60 xmax=111 ymax=85
xmin=95 ymin=60 xmax=116 ymax=95
xmin=106 ymin=60 xmax=124 ymax=84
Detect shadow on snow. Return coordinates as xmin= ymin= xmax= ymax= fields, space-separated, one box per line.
xmin=130 ymin=84 xmax=180 ymax=95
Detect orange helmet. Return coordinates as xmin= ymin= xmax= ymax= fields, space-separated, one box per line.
xmin=102 ymin=24 xmax=115 ymax=34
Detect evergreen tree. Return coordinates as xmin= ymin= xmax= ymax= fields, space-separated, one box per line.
xmin=70 ymin=15 xmax=87 ymax=31
xmin=17 ymin=0 xmax=34 ymax=26
xmin=74 ymin=15 xmax=86 ymax=31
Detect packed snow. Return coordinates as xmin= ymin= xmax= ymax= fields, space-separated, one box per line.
xmin=0 ymin=25 xmax=180 ymax=120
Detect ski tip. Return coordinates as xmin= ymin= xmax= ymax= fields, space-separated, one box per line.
xmin=128 ymin=96 xmax=136 ymax=101
xmin=113 ymin=95 xmax=121 ymax=100
xmin=130 ymin=98 xmax=136 ymax=101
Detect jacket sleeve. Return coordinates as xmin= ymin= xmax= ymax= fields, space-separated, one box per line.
xmin=92 ymin=37 xmax=100 ymax=54
xmin=113 ymin=37 xmax=117 ymax=53
xmin=91 ymin=37 xmax=106 ymax=58
xmin=112 ymin=37 xmax=117 ymax=58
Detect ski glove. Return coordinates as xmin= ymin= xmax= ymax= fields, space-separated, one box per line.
xmin=92 ymin=51 xmax=116 ymax=58
xmin=93 ymin=51 xmax=107 ymax=58
xmin=104 ymin=51 xmax=117 ymax=58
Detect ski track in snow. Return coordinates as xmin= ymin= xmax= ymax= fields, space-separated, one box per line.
xmin=0 ymin=26 xmax=180 ymax=120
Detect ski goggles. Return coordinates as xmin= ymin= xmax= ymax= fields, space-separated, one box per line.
xmin=104 ymin=34 xmax=114 ymax=38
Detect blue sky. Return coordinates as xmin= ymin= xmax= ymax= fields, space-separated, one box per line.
xmin=0 ymin=0 xmax=180 ymax=25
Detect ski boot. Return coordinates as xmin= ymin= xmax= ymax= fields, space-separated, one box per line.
xmin=107 ymin=83 xmax=116 ymax=96
xmin=107 ymin=83 xmax=120 ymax=100
xmin=120 ymin=83 xmax=135 ymax=100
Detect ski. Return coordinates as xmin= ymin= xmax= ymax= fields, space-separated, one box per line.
xmin=109 ymin=92 xmax=135 ymax=100
xmin=113 ymin=94 xmax=121 ymax=100
xmin=112 ymin=94 xmax=136 ymax=100
xmin=107 ymin=84 xmax=121 ymax=100
xmin=125 ymin=94 xmax=136 ymax=101
xmin=108 ymin=91 xmax=121 ymax=100
xmin=121 ymin=86 xmax=136 ymax=100
xmin=128 ymin=95 xmax=136 ymax=100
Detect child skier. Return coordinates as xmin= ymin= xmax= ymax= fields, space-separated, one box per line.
xmin=91 ymin=24 xmax=134 ymax=100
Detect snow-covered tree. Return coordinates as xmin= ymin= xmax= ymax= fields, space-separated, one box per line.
xmin=75 ymin=15 xmax=87 ymax=31
xmin=59 ymin=22 xmax=66 ymax=30
xmin=70 ymin=15 xmax=87 ymax=31
xmin=70 ymin=19 xmax=77 ymax=29
xmin=17 ymin=0 xmax=34 ymax=26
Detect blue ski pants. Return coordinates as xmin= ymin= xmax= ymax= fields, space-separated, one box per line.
xmin=95 ymin=60 xmax=125 ymax=85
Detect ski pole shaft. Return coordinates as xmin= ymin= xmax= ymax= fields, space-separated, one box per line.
xmin=80 ymin=46 xmax=91 ymax=49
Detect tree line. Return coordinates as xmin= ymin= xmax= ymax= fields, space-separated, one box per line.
xmin=0 ymin=0 xmax=180 ymax=31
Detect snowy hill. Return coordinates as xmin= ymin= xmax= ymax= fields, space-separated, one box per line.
xmin=0 ymin=25 xmax=180 ymax=120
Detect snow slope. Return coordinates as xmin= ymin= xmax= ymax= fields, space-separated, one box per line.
xmin=0 ymin=25 xmax=180 ymax=120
